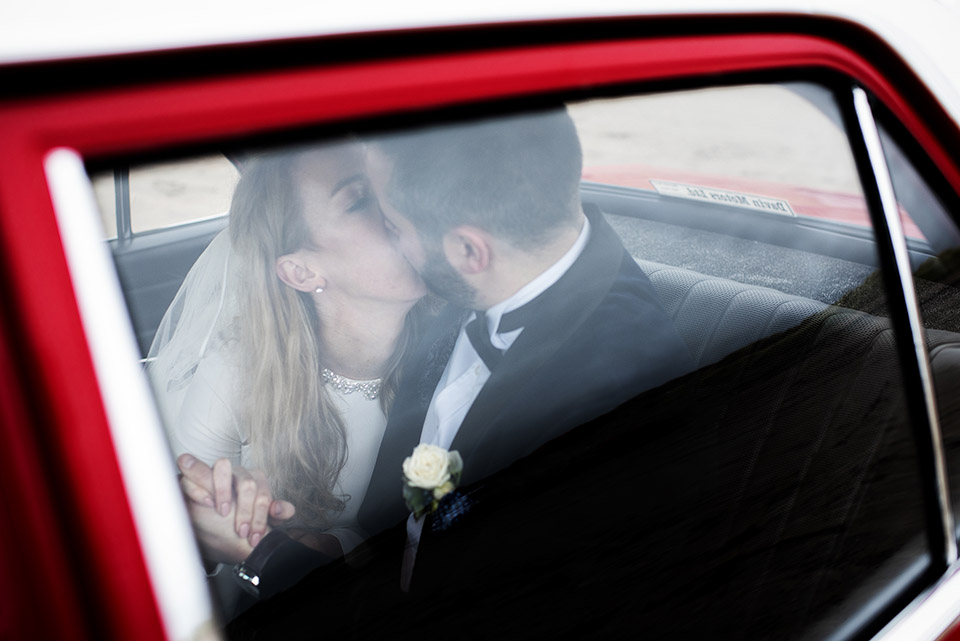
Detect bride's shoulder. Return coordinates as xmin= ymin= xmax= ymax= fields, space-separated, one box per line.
xmin=178 ymin=344 xmax=247 ymax=414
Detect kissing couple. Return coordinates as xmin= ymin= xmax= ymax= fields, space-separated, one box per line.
xmin=164 ymin=107 xmax=693 ymax=635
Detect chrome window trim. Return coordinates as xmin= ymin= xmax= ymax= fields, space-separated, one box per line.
xmin=44 ymin=148 xmax=218 ymax=641
xmin=114 ymin=167 xmax=131 ymax=241
xmin=851 ymin=87 xmax=960 ymax=640
xmin=131 ymin=210 xmax=229 ymax=236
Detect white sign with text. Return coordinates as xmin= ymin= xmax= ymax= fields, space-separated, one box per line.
xmin=650 ymin=180 xmax=796 ymax=217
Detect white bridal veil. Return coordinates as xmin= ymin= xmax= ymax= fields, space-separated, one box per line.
xmin=146 ymin=228 xmax=242 ymax=427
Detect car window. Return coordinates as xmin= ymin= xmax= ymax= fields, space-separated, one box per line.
xmin=576 ymin=83 xmax=927 ymax=241
xmin=875 ymin=117 xmax=960 ymax=546
xmin=91 ymin=154 xmax=238 ymax=238
xmin=92 ymin=81 xmax=934 ymax=641
xmin=91 ymin=170 xmax=119 ymax=238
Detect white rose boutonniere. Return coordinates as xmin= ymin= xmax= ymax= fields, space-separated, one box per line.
xmin=402 ymin=444 xmax=463 ymax=520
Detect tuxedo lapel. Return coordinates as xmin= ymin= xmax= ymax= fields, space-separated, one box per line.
xmin=358 ymin=306 xmax=462 ymax=534
xmin=450 ymin=208 xmax=627 ymax=483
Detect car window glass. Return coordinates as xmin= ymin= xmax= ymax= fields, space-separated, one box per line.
xmin=877 ymin=119 xmax=960 ymax=545
xmin=91 ymin=172 xmax=118 ymax=238
xmin=91 ymin=154 xmax=238 ymax=238
xmin=576 ymin=83 xmax=926 ymax=241
xmin=93 ymin=81 xmax=931 ymax=641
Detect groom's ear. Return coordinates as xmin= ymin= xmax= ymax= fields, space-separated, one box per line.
xmin=276 ymin=253 xmax=326 ymax=292
xmin=443 ymin=225 xmax=491 ymax=275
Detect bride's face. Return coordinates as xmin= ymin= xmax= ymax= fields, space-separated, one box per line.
xmin=291 ymin=143 xmax=426 ymax=306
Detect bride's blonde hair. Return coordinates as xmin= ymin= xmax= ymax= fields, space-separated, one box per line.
xmin=227 ymin=143 xmax=418 ymax=530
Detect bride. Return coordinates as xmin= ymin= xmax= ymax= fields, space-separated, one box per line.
xmin=148 ymin=139 xmax=427 ymax=566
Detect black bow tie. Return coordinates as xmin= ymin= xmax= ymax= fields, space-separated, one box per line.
xmin=464 ymin=299 xmax=541 ymax=370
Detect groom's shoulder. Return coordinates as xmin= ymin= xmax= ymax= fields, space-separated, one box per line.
xmin=575 ymin=253 xmax=694 ymax=377
xmin=591 ymin=251 xmax=671 ymax=327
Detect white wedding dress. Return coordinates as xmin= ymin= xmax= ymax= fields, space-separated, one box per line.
xmin=148 ymin=230 xmax=385 ymax=553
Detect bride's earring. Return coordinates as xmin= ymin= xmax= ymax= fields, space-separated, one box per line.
xmin=315 ymin=287 xmax=324 ymax=294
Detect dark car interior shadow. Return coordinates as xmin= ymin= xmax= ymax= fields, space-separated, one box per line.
xmin=229 ymin=274 xmax=960 ymax=640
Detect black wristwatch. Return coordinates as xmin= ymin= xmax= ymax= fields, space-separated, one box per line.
xmin=233 ymin=530 xmax=294 ymax=597
xmin=232 ymin=530 xmax=335 ymax=599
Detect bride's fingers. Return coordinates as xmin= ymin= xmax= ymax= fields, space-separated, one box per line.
xmin=248 ymin=469 xmax=273 ymax=547
xmin=178 ymin=453 xmax=215 ymax=498
xmin=212 ymin=458 xmax=233 ymax=517
xmin=179 ymin=475 xmax=215 ymax=507
xmin=233 ymin=466 xmax=259 ymax=541
xmin=268 ymin=499 xmax=296 ymax=523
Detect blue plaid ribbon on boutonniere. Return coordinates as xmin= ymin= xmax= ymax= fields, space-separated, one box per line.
xmin=402 ymin=444 xmax=474 ymax=532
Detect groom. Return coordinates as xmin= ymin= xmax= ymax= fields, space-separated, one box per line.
xmin=357 ymin=108 xmax=695 ymax=581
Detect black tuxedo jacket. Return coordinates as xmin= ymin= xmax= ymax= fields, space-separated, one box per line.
xmin=359 ymin=208 xmax=694 ymax=543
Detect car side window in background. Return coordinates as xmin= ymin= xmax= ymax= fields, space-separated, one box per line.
xmin=91 ymin=171 xmax=118 ymax=238
xmin=576 ymin=83 xmax=926 ymax=242
xmin=92 ymin=82 xmax=935 ymax=641
xmin=90 ymin=154 xmax=238 ymax=353
xmin=91 ymin=154 xmax=238 ymax=238
xmin=574 ymin=84 xmax=879 ymax=303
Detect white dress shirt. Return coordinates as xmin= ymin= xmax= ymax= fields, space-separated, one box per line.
xmin=419 ymin=215 xmax=591 ymax=449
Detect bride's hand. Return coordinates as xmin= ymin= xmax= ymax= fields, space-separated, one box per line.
xmin=187 ymin=500 xmax=257 ymax=565
xmin=177 ymin=454 xmax=296 ymax=547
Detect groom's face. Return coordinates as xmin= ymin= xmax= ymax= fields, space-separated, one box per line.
xmin=368 ymin=146 xmax=479 ymax=308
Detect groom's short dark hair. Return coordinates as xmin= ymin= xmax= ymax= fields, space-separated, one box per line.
xmin=373 ymin=108 xmax=583 ymax=249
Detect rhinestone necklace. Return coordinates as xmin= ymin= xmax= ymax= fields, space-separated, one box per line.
xmin=321 ymin=368 xmax=382 ymax=400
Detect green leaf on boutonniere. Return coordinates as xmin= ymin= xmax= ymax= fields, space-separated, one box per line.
xmin=402 ymin=481 xmax=431 ymax=519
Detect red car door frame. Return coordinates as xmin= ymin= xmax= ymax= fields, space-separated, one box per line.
xmin=1 ymin=14 xmax=959 ymax=641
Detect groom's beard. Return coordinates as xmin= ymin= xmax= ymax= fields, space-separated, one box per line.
xmin=420 ymin=244 xmax=479 ymax=309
